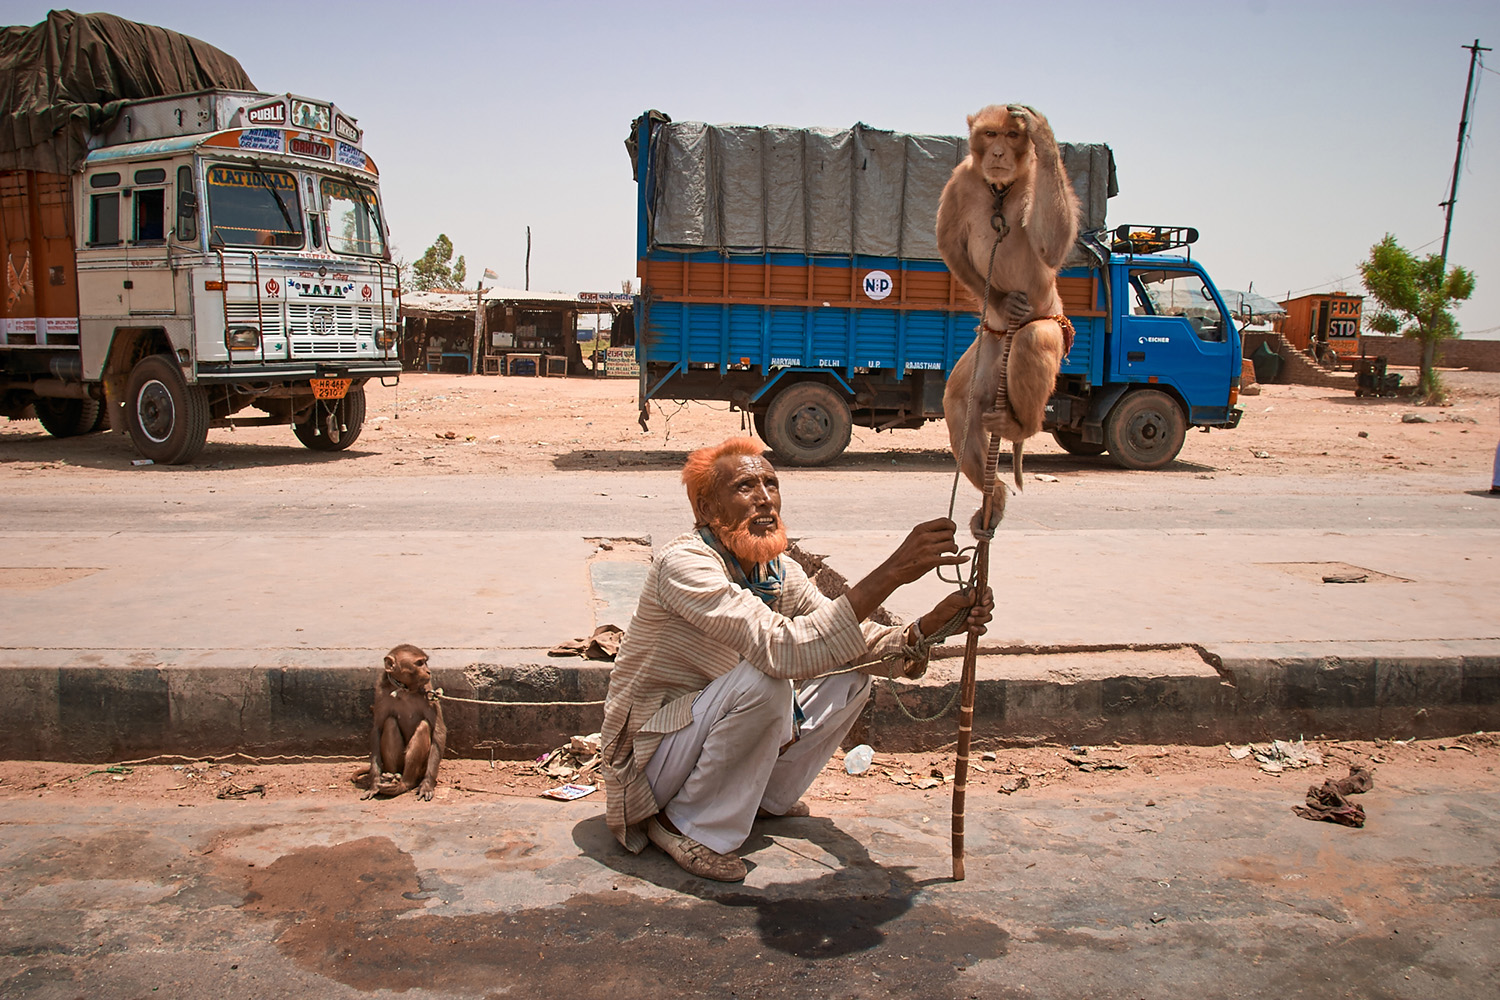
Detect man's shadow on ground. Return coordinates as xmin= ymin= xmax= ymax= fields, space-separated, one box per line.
xmin=573 ymin=812 xmax=949 ymax=959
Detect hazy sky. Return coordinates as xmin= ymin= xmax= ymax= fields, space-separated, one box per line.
xmin=7 ymin=1 xmax=1499 ymax=337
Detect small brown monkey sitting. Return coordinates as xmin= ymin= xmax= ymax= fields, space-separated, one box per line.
xmin=938 ymin=104 xmax=1080 ymax=503
xmin=351 ymin=643 xmax=447 ymax=801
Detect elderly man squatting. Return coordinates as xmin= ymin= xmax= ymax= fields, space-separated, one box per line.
xmin=601 ymin=436 xmax=994 ymax=881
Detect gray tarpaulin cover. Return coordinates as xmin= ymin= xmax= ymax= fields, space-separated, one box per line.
xmin=1 ymin=10 xmax=255 ymax=174
xmin=646 ymin=118 xmax=1116 ymax=261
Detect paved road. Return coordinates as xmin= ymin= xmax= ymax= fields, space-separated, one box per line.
xmin=1 ymin=753 xmax=1495 ymax=1000
xmin=2 ymin=467 xmax=1496 ymax=652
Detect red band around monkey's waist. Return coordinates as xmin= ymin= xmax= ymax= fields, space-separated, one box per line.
xmin=978 ymin=314 xmax=1076 ymax=359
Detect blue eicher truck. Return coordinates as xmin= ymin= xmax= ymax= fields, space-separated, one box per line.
xmin=626 ymin=111 xmax=1243 ymax=469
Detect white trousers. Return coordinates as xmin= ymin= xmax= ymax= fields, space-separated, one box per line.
xmin=644 ymin=660 xmax=872 ymax=854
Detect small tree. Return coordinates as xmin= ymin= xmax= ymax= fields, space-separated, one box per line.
xmin=1359 ymin=234 xmax=1476 ymax=401
xmin=411 ymin=234 xmax=469 ymax=291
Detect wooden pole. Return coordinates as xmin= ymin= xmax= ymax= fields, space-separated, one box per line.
xmin=953 ymin=334 xmax=1011 ymax=881
xmin=952 ymin=436 xmax=1001 ymax=881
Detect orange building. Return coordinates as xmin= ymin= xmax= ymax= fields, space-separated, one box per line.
xmin=1278 ymin=292 xmax=1363 ymax=359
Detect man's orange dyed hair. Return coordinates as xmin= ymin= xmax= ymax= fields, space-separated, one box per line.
xmin=682 ymin=437 xmax=766 ymax=524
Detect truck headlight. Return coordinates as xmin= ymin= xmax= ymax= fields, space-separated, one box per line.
xmin=375 ymin=327 xmax=397 ymax=351
xmin=227 ymin=326 xmax=261 ymax=351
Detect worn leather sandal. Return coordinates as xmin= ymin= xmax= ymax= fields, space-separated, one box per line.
xmin=756 ymin=800 xmax=811 ymax=819
xmin=647 ymin=818 xmax=747 ymax=882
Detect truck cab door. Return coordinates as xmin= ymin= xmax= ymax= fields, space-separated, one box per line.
xmin=122 ymin=163 xmax=175 ymax=314
xmin=75 ymin=168 xmax=130 ymax=319
xmin=1114 ymin=266 xmax=1236 ymax=420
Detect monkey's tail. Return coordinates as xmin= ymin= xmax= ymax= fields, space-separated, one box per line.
xmin=1012 ymin=440 xmax=1025 ymax=491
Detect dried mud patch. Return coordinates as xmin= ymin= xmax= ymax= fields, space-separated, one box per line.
xmin=242 ymin=835 xmax=1008 ymax=999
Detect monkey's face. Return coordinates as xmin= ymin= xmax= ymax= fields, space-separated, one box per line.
xmin=968 ymin=110 xmax=1032 ymax=189
xmin=385 ymin=648 xmax=432 ymax=691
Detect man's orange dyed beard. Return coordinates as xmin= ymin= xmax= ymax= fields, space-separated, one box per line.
xmin=714 ymin=513 xmax=788 ymax=566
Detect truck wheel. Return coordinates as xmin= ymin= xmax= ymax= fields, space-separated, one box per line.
xmin=1104 ymin=389 xmax=1186 ymax=471
xmin=1051 ymin=428 xmax=1107 ymax=456
xmin=293 ymin=386 xmax=366 ymax=451
xmin=125 ymin=354 xmax=210 ymax=464
xmin=752 ymin=410 xmax=768 ymax=442
xmin=35 ymin=397 xmax=102 ymax=438
xmin=763 ymin=382 xmax=852 ymax=466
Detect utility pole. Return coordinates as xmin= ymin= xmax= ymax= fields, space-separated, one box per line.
xmin=1423 ymin=38 xmax=1489 ymax=389
xmin=525 ymin=226 xmax=531 ymax=292
xmin=1439 ymin=40 xmax=1488 ymax=265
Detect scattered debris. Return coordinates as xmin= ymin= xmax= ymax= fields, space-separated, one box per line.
xmin=1064 ymin=754 xmax=1130 ymax=772
xmin=547 ymin=624 xmax=624 ymax=660
xmin=1252 ymin=450 xmax=1271 ymax=459
xmin=1322 ymin=572 xmax=1368 ymax=584
xmin=997 ymin=775 xmax=1029 ymax=795
xmin=542 ymin=782 xmax=596 ymax=801
xmin=844 ymin=744 xmax=874 ymax=774
xmin=527 ymin=734 xmax=603 ymax=784
xmin=1358 ymin=431 xmax=1369 ymax=438
xmin=1035 ymin=474 xmax=1059 ymax=483
xmin=1229 ymin=739 xmax=1324 ymax=771
xmin=1400 ymin=413 xmax=1431 ymax=424
xmin=216 ymin=784 xmax=266 ymax=800
xmin=1293 ymin=765 xmax=1374 ymax=828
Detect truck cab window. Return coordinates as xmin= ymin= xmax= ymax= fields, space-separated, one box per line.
xmin=133 ymin=188 xmax=166 ymax=242
xmin=89 ymin=193 xmax=121 ymax=245
xmin=204 ymin=163 xmax=303 ymax=248
xmin=1130 ymin=269 xmax=1230 ymax=343
xmin=320 ymin=178 xmax=386 ymax=257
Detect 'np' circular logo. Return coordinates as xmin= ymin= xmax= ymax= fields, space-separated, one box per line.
xmin=862 ymin=270 xmax=893 ymax=301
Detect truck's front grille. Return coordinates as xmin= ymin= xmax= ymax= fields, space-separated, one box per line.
xmin=290 ymin=338 xmax=360 ymax=356
xmin=225 ymin=302 xmax=283 ymax=338
xmin=286 ymin=303 xmax=390 ymax=335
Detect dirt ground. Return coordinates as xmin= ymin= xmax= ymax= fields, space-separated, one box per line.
xmin=1 ymin=734 xmax=1495 ymax=817
xmin=1 ymin=364 xmax=1498 ymax=480
xmin=3 ymin=365 xmax=1499 ymax=805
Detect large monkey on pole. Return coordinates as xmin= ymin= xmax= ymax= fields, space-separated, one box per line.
xmin=938 ymin=104 xmax=1079 ymax=501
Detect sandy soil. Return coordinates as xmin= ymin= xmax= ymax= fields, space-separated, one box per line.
xmin=2 ymin=366 xmax=1497 ymax=799
xmin=1 ymin=735 xmax=1494 ymax=814
xmin=1 ymin=365 xmax=1497 ymax=480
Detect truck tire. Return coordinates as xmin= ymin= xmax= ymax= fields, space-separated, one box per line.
xmin=124 ymin=354 xmax=210 ymax=464
xmin=1051 ymin=428 xmax=1107 ymax=456
xmin=35 ymin=397 xmax=102 ymax=438
xmin=763 ymin=382 xmax=852 ymax=466
xmin=752 ymin=410 xmax=768 ymax=442
xmin=1104 ymin=389 xmax=1186 ymax=471
xmin=293 ymin=386 xmax=366 ymax=451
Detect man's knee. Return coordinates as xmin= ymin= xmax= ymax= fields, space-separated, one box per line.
xmin=705 ymin=661 xmax=794 ymax=732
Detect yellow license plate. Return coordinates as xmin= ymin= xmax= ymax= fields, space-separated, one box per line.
xmin=310 ymin=378 xmax=351 ymax=400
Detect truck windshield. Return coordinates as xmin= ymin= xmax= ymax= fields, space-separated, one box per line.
xmin=1130 ymin=269 xmax=1231 ymax=343
xmin=320 ymin=178 xmax=386 ymax=257
xmin=205 ymin=164 xmax=303 ymax=248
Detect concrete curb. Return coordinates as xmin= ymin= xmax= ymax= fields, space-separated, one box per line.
xmin=6 ymin=641 xmax=1497 ymax=762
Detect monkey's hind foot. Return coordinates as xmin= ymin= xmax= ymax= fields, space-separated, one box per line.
xmin=968 ymin=487 xmax=1008 ymax=539
xmin=372 ymin=772 xmax=409 ymax=797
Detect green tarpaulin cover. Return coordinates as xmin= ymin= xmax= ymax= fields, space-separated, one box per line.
xmin=1 ymin=9 xmax=254 ymax=174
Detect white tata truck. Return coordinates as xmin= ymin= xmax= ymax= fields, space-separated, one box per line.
xmin=1 ymin=14 xmax=399 ymax=463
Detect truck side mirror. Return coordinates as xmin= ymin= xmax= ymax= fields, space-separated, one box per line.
xmin=176 ymin=166 xmax=198 ymax=242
